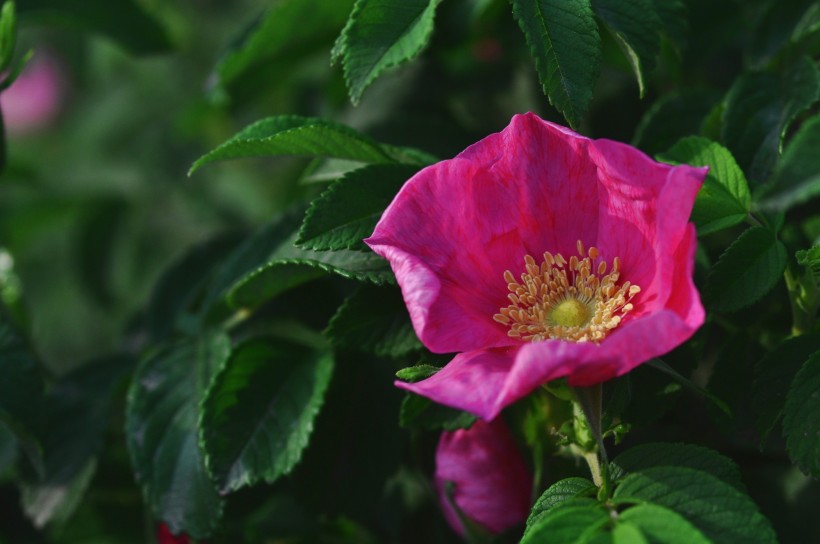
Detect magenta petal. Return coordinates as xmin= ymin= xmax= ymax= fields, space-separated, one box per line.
xmin=435 ymin=418 xmax=531 ymax=536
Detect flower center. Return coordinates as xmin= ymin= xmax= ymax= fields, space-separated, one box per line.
xmin=493 ymin=240 xmax=641 ymax=343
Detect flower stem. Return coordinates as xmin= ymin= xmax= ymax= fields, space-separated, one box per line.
xmin=574 ymin=384 xmax=611 ymax=495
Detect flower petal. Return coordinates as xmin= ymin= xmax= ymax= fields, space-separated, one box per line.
xmin=435 ymin=418 xmax=531 ymax=536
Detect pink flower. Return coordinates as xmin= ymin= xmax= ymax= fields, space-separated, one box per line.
xmin=366 ymin=113 xmax=706 ymax=421
xmin=435 ymin=418 xmax=531 ymax=536
xmin=156 ymin=523 xmax=190 ymax=544
xmin=1 ymin=50 xmax=63 ymax=136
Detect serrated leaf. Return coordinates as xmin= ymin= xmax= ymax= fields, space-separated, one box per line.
xmin=296 ymin=164 xmax=418 ymax=251
xmin=659 ymin=136 xmax=751 ymax=235
xmin=752 ymin=334 xmax=820 ymax=444
xmin=610 ymin=442 xmax=744 ymax=491
xmin=126 ymin=334 xmax=230 ymax=539
xmin=783 ymin=350 xmax=820 ymax=477
xmin=521 ymin=505 xmax=610 ymax=544
xmin=526 ymin=477 xmax=597 ymax=529
xmin=18 ymin=0 xmax=171 ymax=55
xmin=722 ymin=56 xmax=820 ymax=182
xmin=395 ymin=364 xmax=476 ymax=431
xmin=214 ymin=0 xmax=353 ymax=89
xmin=632 ymin=89 xmax=720 ymax=156
xmin=614 ymin=466 xmax=777 ymax=543
xmin=200 ymin=337 xmax=333 ymax=493
xmin=618 ymin=504 xmax=710 ymax=544
xmin=511 ymin=0 xmax=601 ymax=128
xmin=333 ymin=0 xmax=441 ymax=104
xmin=0 ymin=317 xmax=44 ymax=475
xmin=759 ymin=114 xmax=820 ymax=211
xmin=325 ymin=284 xmax=421 ymax=358
xmin=591 ymin=0 xmax=661 ymax=97
xmin=704 ymin=226 xmax=787 ymax=312
xmin=189 ymin=116 xmax=425 ymax=174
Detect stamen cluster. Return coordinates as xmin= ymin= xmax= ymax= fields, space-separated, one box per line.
xmin=493 ymin=240 xmax=641 ymax=343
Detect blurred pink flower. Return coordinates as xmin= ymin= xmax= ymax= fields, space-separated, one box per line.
xmin=156 ymin=522 xmax=190 ymax=544
xmin=435 ymin=418 xmax=531 ymax=536
xmin=1 ymin=51 xmax=63 ymax=136
xmin=366 ymin=113 xmax=707 ymax=421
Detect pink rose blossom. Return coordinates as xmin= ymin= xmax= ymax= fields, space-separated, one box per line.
xmin=435 ymin=418 xmax=531 ymax=536
xmin=156 ymin=522 xmax=190 ymax=544
xmin=1 ymin=51 xmax=63 ymax=136
xmin=366 ymin=112 xmax=707 ymax=421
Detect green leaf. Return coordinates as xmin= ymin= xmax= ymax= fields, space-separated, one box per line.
xmin=526 ymin=477 xmax=597 ymax=529
xmin=200 ymin=337 xmax=333 ymax=493
xmin=521 ymin=505 xmax=610 ymax=544
xmin=652 ymin=0 xmax=688 ymax=53
xmin=511 ymin=0 xmax=601 ymax=128
xmin=189 ymin=116 xmax=425 ymax=175
xmin=0 ymin=317 xmax=44 ymax=475
xmin=226 ymin=246 xmax=394 ymax=310
xmin=610 ymin=442 xmax=744 ymax=491
xmin=296 ymin=164 xmax=417 ymax=251
xmin=646 ymin=359 xmax=732 ymax=417
xmin=76 ymin=198 xmax=126 ymax=307
xmin=17 ymin=0 xmax=171 ymax=55
xmin=659 ymin=136 xmax=751 ymax=236
xmin=752 ymin=334 xmax=820 ymax=444
xmin=758 ymin=114 xmax=820 ymax=211
xmin=797 ymin=245 xmax=820 ymax=286
xmin=704 ymin=226 xmax=787 ymax=312
xmin=612 ymin=522 xmax=648 ymax=544
xmin=396 ymin=364 xmax=476 ymax=431
xmin=632 ymin=89 xmax=720 ymax=156
xmin=214 ymin=0 xmax=353 ymax=89
xmin=126 ymin=334 xmax=230 ymax=539
xmin=783 ymin=350 xmax=820 ymax=477
xmin=748 ymin=0 xmax=817 ymax=67
xmin=619 ymin=503 xmax=710 ymax=544
xmin=0 ymin=0 xmax=16 ymax=72
xmin=325 ymin=284 xmax=421 ymax=358
xmin=614 ymin=466 xmax=777 ymax=543
xmin=333 ymin=0 xmax=441 ymax=104
xmin=22 ymin=355 xmax=134 ymax=528
xmin=591 ymin=0 xmax=661 ymax=97
xmin=722 ymin=56 xmax=820 ymax=182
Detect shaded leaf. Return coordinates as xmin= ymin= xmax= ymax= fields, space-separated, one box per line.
xmin=296 ymin=164 xmax=418 ymax=251
xmin=396 ymin=365 xmax=476 ymax=431
xmin=200 ymin=337 xmax=333 ymax=493
xmin=704 ymin=226 xmax=787 ymax=312
xmin=526 ymin=477 xmax=597 ymax=529
xmin=325 ymin=284 xmax=421 ymax=358
xmin=659 ymin=136 xmax=751 ymax=236
xmin=652 ymin=0 xmax=688 ymax=53
xmin=748 ymin=0 xmax=817 ymax=67
xmin=758 ymin=114 xmax=820 ymax=211
xmin=333 ymin=0 xmax=441 ymax=104
xmin=614 ymin=466 xmax=777 ymax=543
xmin=619 ymin=503 xmax=710 ymax=544
xmin=722 ymin=56 xmax=820 ymax=182
xmin=511 ymin=0 xmax=601 ymax=128
xmin=521 ymin=505 xmax=609 ymax=544
xmin=632 ymin=89 xmax=720 ymax=156
xmin=126 ymin=334 xmax=230 ymax=539
xmin=783 ymin=350 xmax=820 ymax=477
xmin=591 ymin=0 xmax=661 ymax=97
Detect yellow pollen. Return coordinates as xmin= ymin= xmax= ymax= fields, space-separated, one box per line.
xmin=492 ymin=240 xmax=641 ymax=343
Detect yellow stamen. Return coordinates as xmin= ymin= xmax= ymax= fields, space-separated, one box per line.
xmin=492 ymin=241 xmax=641 ymax=343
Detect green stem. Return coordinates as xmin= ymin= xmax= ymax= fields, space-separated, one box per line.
xmin=784 ymin=268 xmax=810 ymax=336
xmin=574 ymin=384 xmax=610 ymax=495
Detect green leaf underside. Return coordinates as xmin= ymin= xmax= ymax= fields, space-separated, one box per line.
xmin=189 ymin=116 xmax=425 ymax=174
xmin=704 ymin=226 xmax=787 ymax=312
xmin=200 ymin=337 xmax=333 ymax=493
xmin=783 ymin=350 xmax=820 ymax=477
xmin=334 ymin=0 xmax=440 ymax=104
xmin=752 ymin=334 xmax=820 ymax=444
xmin=526 ymin=477 xmax=597 ymax=529
xmin=296 ymin=164 xmax=418 ymax=251
xmin=614 ymin=466 xmax=777 ymax=543
xmin=521 ymin=505 xmax=610 ymax=544
xmin=126 ymin=334 xmax=230 ymax=539
xmin=659 ymin=137 xmax=751 ymax=236
xmin=215 ymin=0 xmax=353 ymax=88
xmin=591 ymin=0 xmax=661 ymax=97
xmin=18 ymin=0 xmax=171 ymax=55
xmin=722 ymin=56 xmax=820 ymax=182
xmin=511 ymin=0 xmax=601 ymax=128
xmin=760 ymin=114 xmax=820 ymax=211
xmin=610 ymin=442 xmax=744 ymax=491
xmin=618 ymin=504 xmax=710 ymax=544
xmin=395 ymin=364 xmax=476 ymax=431
xmin=325 ymin=284 xmax=421 ymax=357
xmin=0 ymin=319 xmax=44 ymax=474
